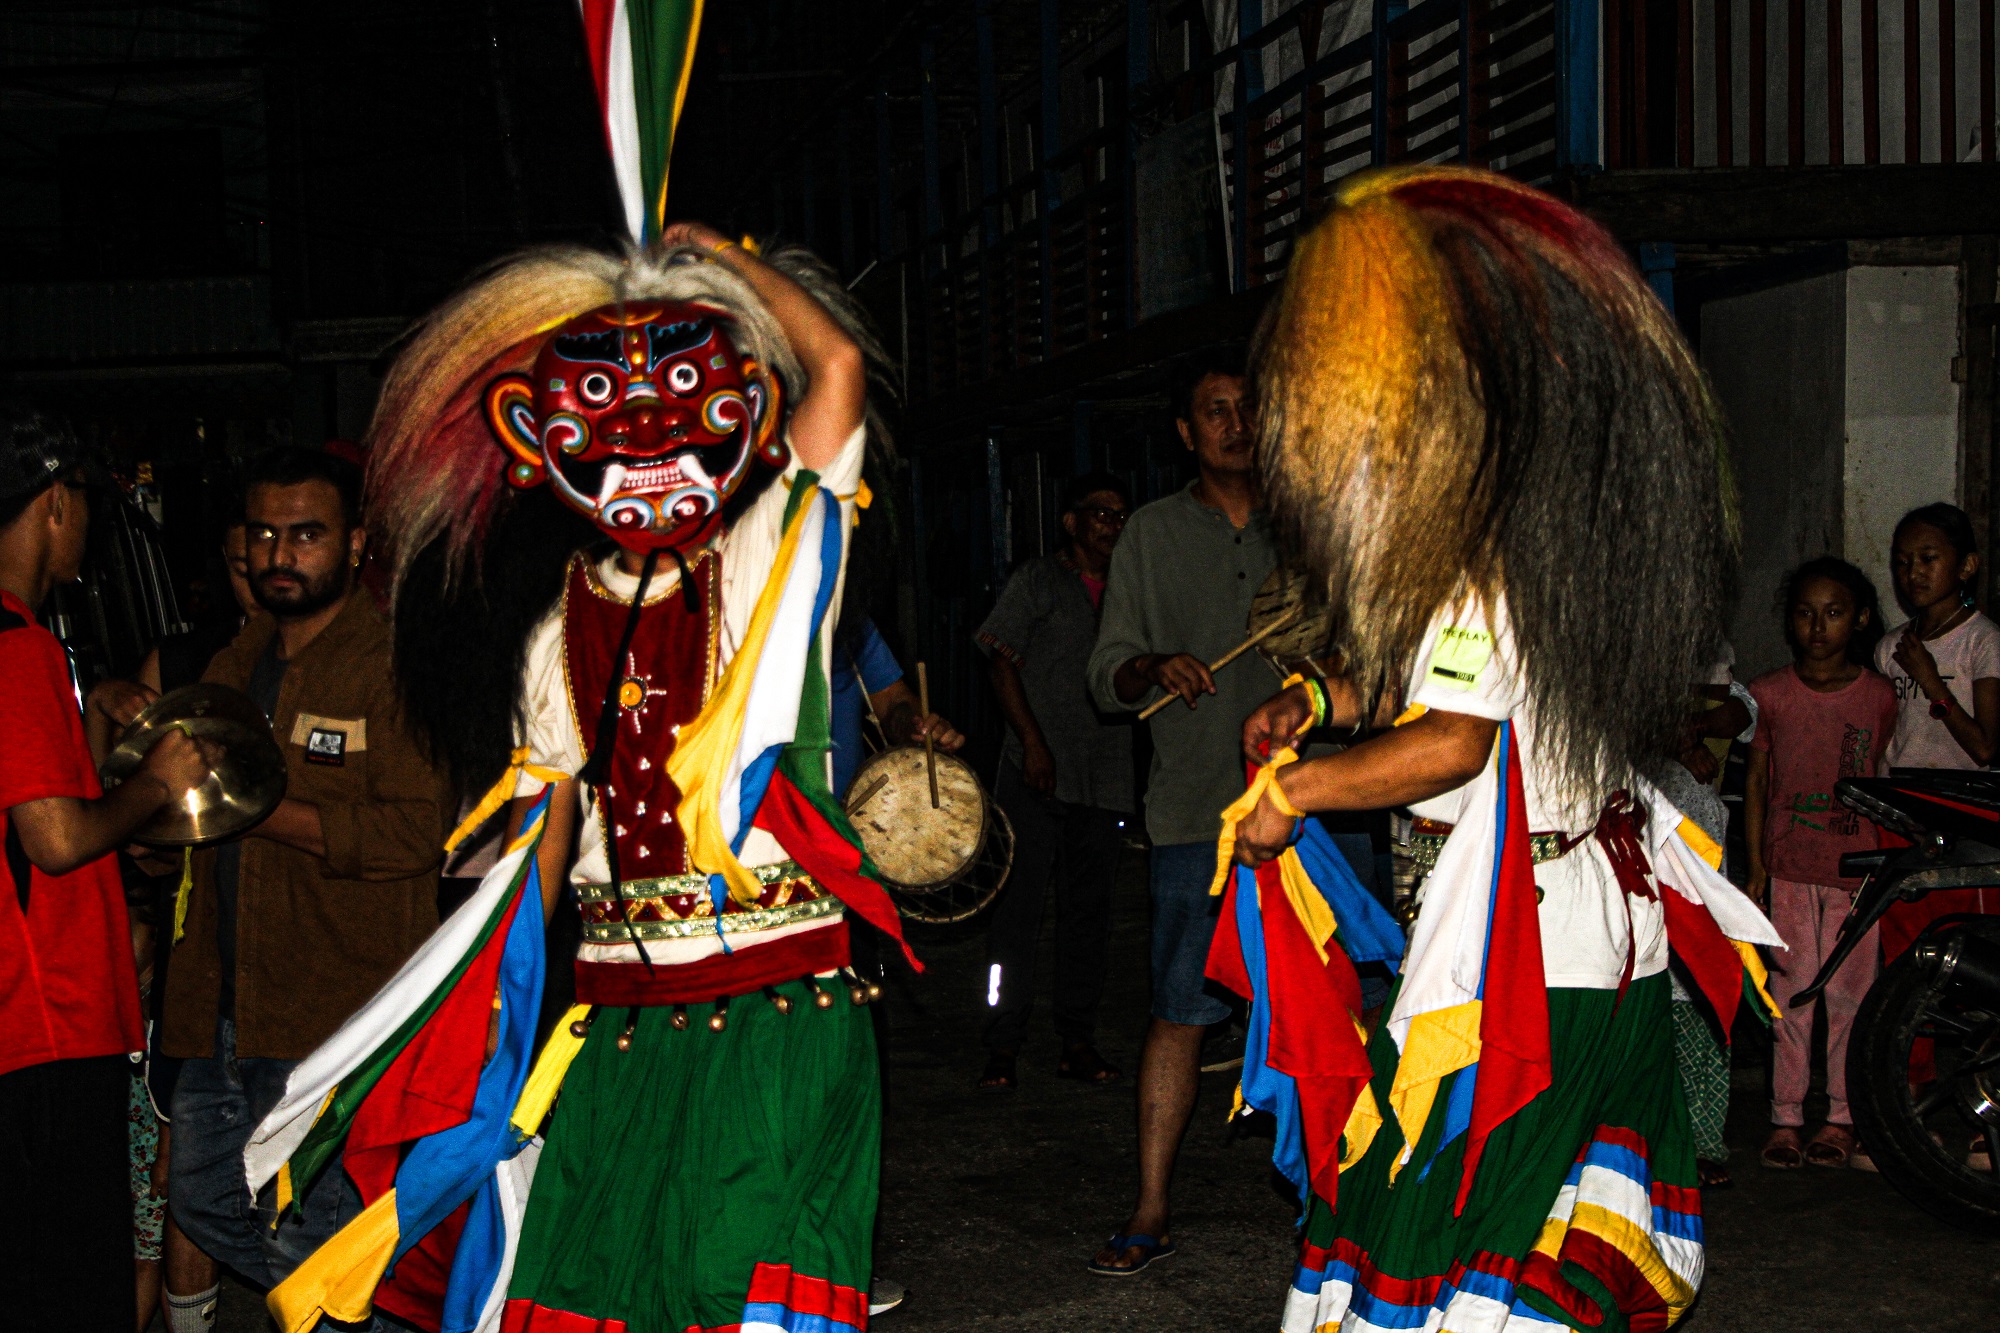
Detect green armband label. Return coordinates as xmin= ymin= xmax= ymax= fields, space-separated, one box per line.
xmin=1428 ymin=627 xmax=1495 ymax=691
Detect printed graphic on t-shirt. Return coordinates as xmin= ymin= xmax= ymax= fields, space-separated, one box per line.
xmin=1890 ymin=670 xmax=1954 ymax=702
xmin=1428 ymin=627 xmax=1495 ymax=690
xmin=1788 ymin=722 xmax=1872 ymax=838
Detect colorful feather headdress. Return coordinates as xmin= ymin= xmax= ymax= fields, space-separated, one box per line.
xmin=1255 ymin=166 xmax=1737 ymax=801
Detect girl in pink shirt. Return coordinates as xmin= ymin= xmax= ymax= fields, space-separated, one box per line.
xmin=1747 ymin=557 xmax=1896 ymax=1171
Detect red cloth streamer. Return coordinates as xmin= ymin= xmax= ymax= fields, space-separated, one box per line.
xmin=1255 ymin=857 xmax=1374 ymax=1207
xmin=754 ymin=770 xmax=921 ymax=972
xmin=1455 ymin=735 xmax=1552 ymax=1213
xmin=340 ymin=890 xmax=527 ymax=1203
xmin=1658 ymin=884 xmax=1746 ymax=1040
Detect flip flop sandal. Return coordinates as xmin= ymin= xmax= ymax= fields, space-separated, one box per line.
xmin=1087 ymin=1232 xmax=1177 ymax=1277
xmin=1760 ymin=1131 xmax=1805 ymax=1170
xmin=1805 ymin=1127 xmax=1855 ymax=1169
xmin=1056 ymin=1045 xmax=1122 ymax=1085
xmin=1697 ymin=1159 xmax=1734 ymax=1189
xmin=977 ymin=1051 xmax=1017 ymax=1093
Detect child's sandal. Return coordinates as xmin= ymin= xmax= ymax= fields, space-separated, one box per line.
xmin=1760 ymin=1127 xmax=1805 ymax=1169
xmin=1806 ymin=1123 xmax=1856 ymax=1168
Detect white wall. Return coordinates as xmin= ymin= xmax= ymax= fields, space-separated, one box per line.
xmin=1842 ymin=266 xmax=1963 ymax=627
xmin=1701 ymin=272 xmax=1848 ymax=679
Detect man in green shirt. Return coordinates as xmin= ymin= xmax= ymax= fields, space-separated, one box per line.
xmin=1085 ymin=353 xmax=1278 ymax=1275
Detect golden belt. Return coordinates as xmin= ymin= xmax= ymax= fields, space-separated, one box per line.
xmin=575 ymin=859 xmax=838 ymax=943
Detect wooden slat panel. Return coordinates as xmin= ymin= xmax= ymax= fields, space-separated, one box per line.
xmin=1862 ymin=0 xmax=1881 ymax=163
xmin=1940 ymin=0 xmax=1958 ymax=161
xmin=1828 ymin=0 xmax=1846 ymax=164
xmin=1787 ymin=0 xmax=1804 ymax=164
xmin=1717 ymin=0 xmax=1735 ymax=166
xmin=1749 ymin=0 xmax=1766 ymax=166
xmin=1905 ymin=0 xmax=1921 ymax=162
xmin=1984 ymin=0 xmax=1996 ymax=161
xmin=1679 ymin=0 xmax=1696 ymax=164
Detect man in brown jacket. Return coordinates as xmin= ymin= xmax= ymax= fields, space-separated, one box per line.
xmin=158 ymin=448 xmax=446 ymax=1321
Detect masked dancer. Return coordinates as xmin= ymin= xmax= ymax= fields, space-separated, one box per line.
xmin=1221 ymin=167 xmax=1783 ymax=1333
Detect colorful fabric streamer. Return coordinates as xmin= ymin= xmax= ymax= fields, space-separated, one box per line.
xmin=1206 ymin=816 xmax=1404 ymax=1210
xmin=576 ymin=0 xmax=705 ymax=243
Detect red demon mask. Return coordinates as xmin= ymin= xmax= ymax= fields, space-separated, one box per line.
xmin=484 ymin=301 xmax=785 ymax=552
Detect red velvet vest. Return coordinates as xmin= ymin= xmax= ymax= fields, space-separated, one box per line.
xmin=562 ymin=550 xmax=719 ymax=884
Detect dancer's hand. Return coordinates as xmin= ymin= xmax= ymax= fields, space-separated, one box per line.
xmin=1234 ymin=783 xmax=1298 ymax=868
xmin=1242 ymin=685 xmax=1314 ymax=765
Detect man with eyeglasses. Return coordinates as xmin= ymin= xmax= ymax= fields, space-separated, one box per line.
xmin=973 ymin=471 xmax=1136 ymax=1093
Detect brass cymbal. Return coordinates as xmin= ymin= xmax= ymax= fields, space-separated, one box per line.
xmin=100 ymin=683 xmax=288 ymax=847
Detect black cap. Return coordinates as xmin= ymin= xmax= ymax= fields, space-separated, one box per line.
xmin=0 ymin=402 xmax=108 ymax=502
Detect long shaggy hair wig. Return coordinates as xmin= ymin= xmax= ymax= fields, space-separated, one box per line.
xmin=1255 ymin=166 xmax=1737 ymax=802
xmin=367 ymin=242 xmax=896 ymax=793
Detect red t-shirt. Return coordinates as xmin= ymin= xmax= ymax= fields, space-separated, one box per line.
xmin=0 ymin=590 xmax=144 ymax=1077
xmin=1748 ymin=664 xmax=1898 ymax=889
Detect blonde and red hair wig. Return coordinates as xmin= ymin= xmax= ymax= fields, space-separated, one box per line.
xmin=1256 ymin=166 xmax=1736 ymax=798
xmin=364 ymin=241 xmax=891 ymax=792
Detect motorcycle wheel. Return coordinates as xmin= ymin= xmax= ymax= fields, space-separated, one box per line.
xmin=1847 ymin=946 xmax=2000 ymax=1234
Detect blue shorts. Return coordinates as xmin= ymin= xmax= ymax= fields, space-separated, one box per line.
xmin=1149 ymin=841 xmax=1234 ymax=1026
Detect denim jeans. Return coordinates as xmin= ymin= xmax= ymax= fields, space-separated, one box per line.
xmin=1149 ymin=841 xmax=1234 ymax=1026
xmin=168 ymin=1017 xmax=382 ymax=1324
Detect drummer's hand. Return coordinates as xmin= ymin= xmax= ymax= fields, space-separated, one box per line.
xmin=1234 ymin=786 xmax=1297 ymax=868
xmin=910 ymin=712 xmax=965 ymax=753
xmin=1145 ymin=653 xmax=1215 ymax=710
xmin=138 ymin=727 xmax=211 ymax=800
xmin=1021 ymin=738 xmax=1058 ymax=795
xmin=1242 ymin=686 xmax=1315 ymax=766
xmin=88 ymin=678 xmax=158 ymax=732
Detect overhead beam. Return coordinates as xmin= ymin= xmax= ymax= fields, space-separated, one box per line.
xmin=1566 ymin=166 xmax=2000 ymax=242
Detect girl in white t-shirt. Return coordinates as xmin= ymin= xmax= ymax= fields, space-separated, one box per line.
xmin=1873 ymin=503 xmax=2000 ymax=1000
xmin=1876 ymin=503 xmax=2000 ymax=774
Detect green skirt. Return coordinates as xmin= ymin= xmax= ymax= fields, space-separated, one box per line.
xmin=1284 ymin=972 xmax=1703 ymax=1333
xmin=505 ymin=979 xmax=880 ymax=1333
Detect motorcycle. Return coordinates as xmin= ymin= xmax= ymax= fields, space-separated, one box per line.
xmin=1793 ymin=768 xmax=2000 ymax=1234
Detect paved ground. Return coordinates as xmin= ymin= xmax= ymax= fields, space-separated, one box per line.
xmin=193 ymin=850 xmax=1997 ymax=1331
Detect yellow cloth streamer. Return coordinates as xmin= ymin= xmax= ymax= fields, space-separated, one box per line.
xmin=445 ymin=748 xmax=571 ymax=854
xmin=668 ymin=485 xmax=819 ymax=908
xmin=266 ymin=1189 xmax=401 ymax=1333
xmin=512 ymin=1003 xmax=592 ymax=1137
xmin=1384 ymin=1001 xmax=1483 ymax=1183
xmin=1675 ymin=816 xmax=1725 ymax=872
xmin=1276 ymin=846 xmax=1338 ymax=966
xmin=1210 ymin=747 xmax=1302 ymax=896
xmin=1735 ymin=939 xmax=1782 ymax=1020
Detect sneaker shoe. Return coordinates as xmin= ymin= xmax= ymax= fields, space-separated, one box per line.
xmin=869 ymin=1277 xmax=907 ymax=1317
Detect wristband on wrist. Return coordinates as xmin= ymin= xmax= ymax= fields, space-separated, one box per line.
xmin=1930 ymin=696 xmax=1953 ymax=720
xmin=1280 ymin=672 xmax=1330 ymax=731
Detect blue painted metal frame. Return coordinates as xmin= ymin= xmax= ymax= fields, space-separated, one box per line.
xmin=1555 ymin=0 xmax=1600 ymax=170
xmin=1637 ymin=240 xmax=1675 ymax=315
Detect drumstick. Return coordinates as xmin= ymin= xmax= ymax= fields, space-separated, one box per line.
xmin=1136 ymin=609 xmax=1301 ymax=722
xmin=917 ymin=661 xmax=939 ymax=808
